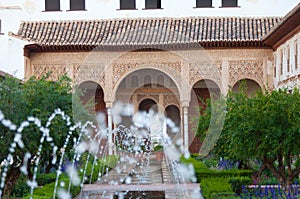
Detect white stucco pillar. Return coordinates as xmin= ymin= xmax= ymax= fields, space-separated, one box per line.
xmin=183 ymin=105 xmax=189 ymax=152
xmin=106 ymin=104 xmax=113 ymax=155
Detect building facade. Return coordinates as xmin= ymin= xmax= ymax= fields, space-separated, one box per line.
xmin=264 ymin=4 xmax=300 ymax=90
xmin=3 ymin=0 xmax=300 ymax=152
xmin=0 ymin=0 xmax=298 ymax=79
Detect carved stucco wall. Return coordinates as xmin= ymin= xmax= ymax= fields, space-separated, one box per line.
xmin=27 ymin=48 xmax=273 ymax=105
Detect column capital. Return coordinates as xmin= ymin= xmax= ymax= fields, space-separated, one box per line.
xmin=181 ymin=100 xmax=190 ymax=108
xmin=105 ymin=102 xmax=113 ymax=108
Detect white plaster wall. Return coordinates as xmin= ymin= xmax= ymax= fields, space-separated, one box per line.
xmin=0 ymin=0 xmax=299 ymax=79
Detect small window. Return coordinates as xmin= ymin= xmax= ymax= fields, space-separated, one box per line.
xmin=196 ymin=0 xmax=212 ymax=8
xmin=145 ymin=0 xmax=161 ymax=9
xmin=131 ymin=75 xmax=139 ymax=88
xmin=222 ymin=0 xmax=238 ymax=7
xmin=45 ymin=0 xmax=60 ymax=11
xmin=120 ymin=0 xmax=136 ymax=10
xmin=287 ymin=46 xmax=290 ymax=72
xmin=274 ymin=55 xmax=276 ymax=78
xmin=280 ymin=49 xmax=283 ymax=75
xmin=295 ymin=40 xmax=298 ymax=70
xmin=0 ymin=20 xmax=4 ymax=35
xmin=70 ymin=0 xmax=85 ymax=10
xmin=157 ymin=75 xmax=164 ymax=87
xmin=144 ymin=75 xmax=151 ymax=87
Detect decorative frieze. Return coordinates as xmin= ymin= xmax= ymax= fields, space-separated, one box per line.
xmin=32 ymin=65 xmax=66 ymax=80
xmin=228 ymin=60 xmax=263 ymax=85
xmin=163 ymin=93 xmax=179 ymax=108
xmin=189 ymin=61 xmax=222 ymax=85
xmin=73 ymin=64 xmax=105 ymax=86
xmin=112 ymin=61 xmax=181 ymax=87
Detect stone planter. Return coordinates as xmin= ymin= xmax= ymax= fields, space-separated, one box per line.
xmin=154 ymin=151 xmax=164 ymax=161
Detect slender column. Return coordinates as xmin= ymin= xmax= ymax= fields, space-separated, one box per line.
xmin=106 ymin=104 xmax=113 ymax=155
xmin=183 ymin=106 xmax=189 ymax=152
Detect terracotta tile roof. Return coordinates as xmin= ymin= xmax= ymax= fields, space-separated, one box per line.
xmin=11 ymin=17 xmax=282 ymax=49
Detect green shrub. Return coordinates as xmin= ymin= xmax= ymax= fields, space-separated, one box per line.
xmin=180 ymin=156 xmax=208 ymax=170
xmin=201 ymin=177 xmax=234 ymax=199
xmin=228 ymin=177 xmax=252 ymax=194
xmin=211 ymin=192 xmax=240 ymax=199
xmin=196 ymin=169 xmax=253 ymax=182
xmin=153 ymin=145 xmax=163 ymax=151
xmin=36 ymin=172 xmax=60 ymax=185
xmin=11 ymin=175 xmax=30 ymax=198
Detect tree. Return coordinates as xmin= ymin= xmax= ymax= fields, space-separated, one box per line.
xmin=197 ymin=87 xmax=300 ymax=189
xmin=0 ymin=74 xmax=92 ymax=196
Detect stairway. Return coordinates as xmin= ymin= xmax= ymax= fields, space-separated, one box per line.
xmin=79 ymin=154 xmax=202 ymax=199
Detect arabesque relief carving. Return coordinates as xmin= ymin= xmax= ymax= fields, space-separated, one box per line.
xmin=163 ymin=93 xmax=179 ymax=108
xmin=228 ymin=60 xmax=263 ymax=85
xmin=73 ymin=64 xmax=105 ymax=86
xmin=112 ymin=61 xmax=181 ymax=87
xmin=189 ymin=61 xmax=222 ymax=85
xmin=33 ymin=65 xmax=66 ymax=80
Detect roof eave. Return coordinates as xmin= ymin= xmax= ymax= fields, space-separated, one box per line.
xmin=263 ymin=3 xmax=300 ymax=50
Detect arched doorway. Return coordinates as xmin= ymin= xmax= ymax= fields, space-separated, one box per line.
xmin=139 ymin=98 xmax=158 ymax=113
xmin=78 ymin=81 xmax=106 ymax=114
xmin=192 ymin=79 xmax=221 ymax=109
xmin=232 ymin=79 xmax=261 ymax=96
xmin=114 ymin=68 xmax=180 ymax=113
xmin=189 ymin=79 xmax=221 ymax=153
xmin=165 ymin=105 xmax=180 ymax=141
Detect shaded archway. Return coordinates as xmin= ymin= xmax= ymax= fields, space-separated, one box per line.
xmin=232 ymin=79 xmax=261 ymax=96
xmin=78 ymin=81 xmax=106 ymax=114
xmin=114 ymin=68 xmax=180 ymax=109
xmin=189 ymin=79 xmax=221 ymax=153
xmin=139 ymin=98 xmax=158 ymax=113
xmin=165 ymin=105 xmax=180 ymax=140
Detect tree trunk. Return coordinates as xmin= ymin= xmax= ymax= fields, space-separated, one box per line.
xmin=263 ymin=156 xmax=287 ymax=189
xmin=2 ymin=166 xmax=21 ymax=198
xmin=45 ymin=163 xmax=53 ymax=174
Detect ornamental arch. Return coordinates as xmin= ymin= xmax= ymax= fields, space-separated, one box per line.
xmin=78 ymin=81 xmax=106 ymax=115
xmin=109 ymin=50 xmax=191 ymax=104
xmin=113 ymin=68 xmax=180 ymax=113
xmin=139 ymin=98 xmax=158 ymax=113
xmin=165 ymin=105 xmax=181 ymax=141
xmin=189 ymin=79 xmax=221 ymax=153
xmin=232 ymin=78 xmax=262 ymax=96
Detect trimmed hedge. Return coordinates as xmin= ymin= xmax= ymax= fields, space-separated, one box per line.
xmin=211 ymin=192 xmax=240 ymax=199
xmin=195 ymin=169 xmax=253 ymax=182
xmin=229 ymin=177 xmax=252 ymax=194
xmin=201 ymin=177 xmax=234 ymax=199
xmin=180 ymin=157 xmax=254 ymax=198
xmin=180 ymin=156 xmax=208 ymax=170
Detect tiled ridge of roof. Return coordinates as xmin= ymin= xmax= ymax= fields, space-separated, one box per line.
xmin=11 ymin=16 xmax=282 ymax=48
